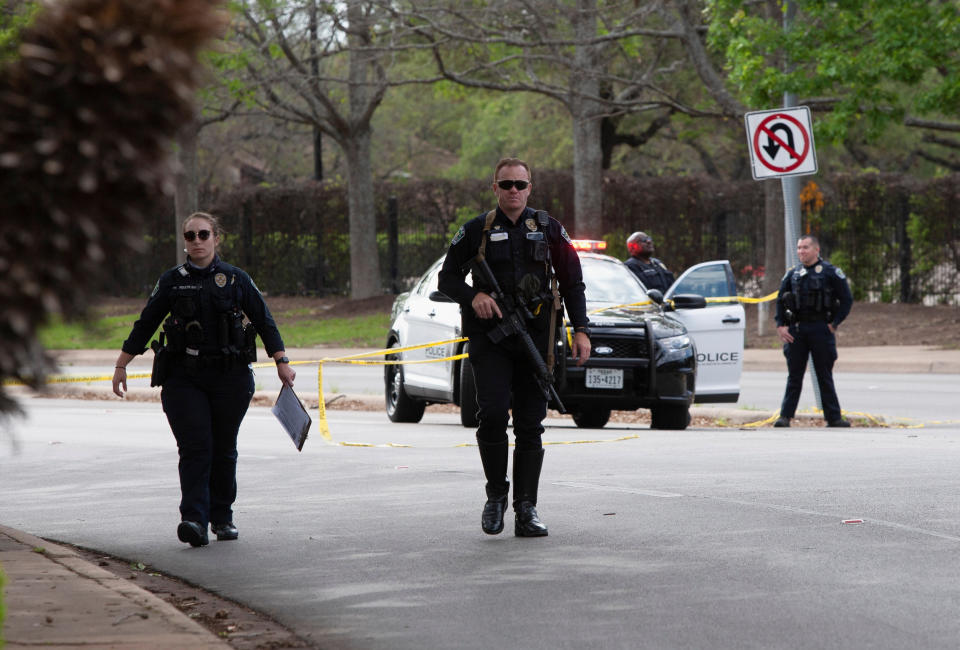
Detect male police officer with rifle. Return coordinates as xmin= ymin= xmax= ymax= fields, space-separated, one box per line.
xmin=439 ymin=157 xmax=591 ymax=537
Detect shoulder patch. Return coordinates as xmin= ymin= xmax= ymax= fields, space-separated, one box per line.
xmin=560 ymin=226 xmax=572 ymax=244
xmin=835 ymin=267 xmax=846 ymax=279
xmin=450 ymin=226 xmax=466 ymax=246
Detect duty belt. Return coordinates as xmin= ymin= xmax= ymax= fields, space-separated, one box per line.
xmin=175 ymin=352 xmax=245 ymax=370
xmin=796 ymin=312 xmax=829 ymax=323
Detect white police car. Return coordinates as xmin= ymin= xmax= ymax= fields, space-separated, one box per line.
xmin=384 ymin=242 xmax=744 ymax=429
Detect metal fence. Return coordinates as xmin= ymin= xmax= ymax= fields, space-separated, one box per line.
xmin=101 ymin=173 xmax=960 ymax=305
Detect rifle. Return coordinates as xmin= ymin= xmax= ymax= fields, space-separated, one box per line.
xmin=468 ymin=255 xmax=566 ymax=413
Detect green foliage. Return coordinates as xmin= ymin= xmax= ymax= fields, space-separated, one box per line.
xmin=38 ymin=314 xmax=143 ymax=350
xmin=38 ymin=306 xmax=392 ymax=349
xmin=447 ymin=206 xmax=478 ymax=240
xmin=0 ymin=1 xmax=38 ymax=63
xmin=435 ymin=91 xmax=572 ymax=181
xmin=279 ymin=313 xmax=391 ymax=347
xmin=602 ymin=231 xmax=629 ymax=261
xmin=705 ymin=0 xmax=960 ymax=143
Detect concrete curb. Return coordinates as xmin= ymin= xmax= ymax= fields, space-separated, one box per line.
xmin=14 ymin=384 xmax=819 ymax=427
xmin=0 ymin=524 xmax=228 ymax=648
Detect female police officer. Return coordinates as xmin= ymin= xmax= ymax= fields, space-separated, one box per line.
xmin=112 ymin=212 xmax=295 ymax=547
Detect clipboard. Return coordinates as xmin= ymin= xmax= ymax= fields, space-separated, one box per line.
xmin=271 ymin=384 xmax=311 ymax=451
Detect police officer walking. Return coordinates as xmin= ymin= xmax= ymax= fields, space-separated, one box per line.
xmin=112 ymin=212 xmax=295 ymax=547
xmin=438 ymin=157 xmax=592 ymax=537
xmin=774 ymin=235 xmax=853 ymax=428
xmin=624 ymin=231 xmax=675 ymax=294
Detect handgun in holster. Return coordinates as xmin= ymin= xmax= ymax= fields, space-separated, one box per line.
xmin=780 ymin=291 xmax=798 ymax=325
xmin=150 ymin=332 xmax=169 ymax=387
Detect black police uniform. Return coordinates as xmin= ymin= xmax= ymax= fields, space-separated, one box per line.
xmin=775 ymin=257 xmax=853 ymax=423
xmin=121 ymin=255 xmax=285 ymax=533
xmin=438 ymin=206 xmax=588 ymax=534
xmin=624 ymin=256 xmax=675 ymax=294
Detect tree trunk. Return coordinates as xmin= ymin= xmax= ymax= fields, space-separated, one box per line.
xmin=344 ymin=130 xmax=380 ymax=299
xmin=571 ymin=111 xmax=603 ymax=238
xmin=344 ymin=2 xmax=381 ymax=299
xmin=174 ymin=121 xmax=200 ymax=265
xmin=570 ymin=0 xmax=603 ymax=238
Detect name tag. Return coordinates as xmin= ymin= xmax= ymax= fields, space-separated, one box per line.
xmin=525 ymin=232 xmax=544 ymax=240
xmin=490 ymin=232 xmax=508 ymax=242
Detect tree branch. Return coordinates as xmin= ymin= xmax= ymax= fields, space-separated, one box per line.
xmin=905 ymin=117 xmax=960 ymax=133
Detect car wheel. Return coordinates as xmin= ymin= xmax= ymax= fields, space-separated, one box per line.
xmin=459 ymin=345 xmax=479 ymax=428
xmin=384 ymin=342 xmax=426 ymax=423
xmin=650 ymin=404 xmax=690 ymax=430
xmin=572 ymin=407 xmax=611 ymax=429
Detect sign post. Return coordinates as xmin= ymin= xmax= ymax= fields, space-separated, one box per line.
xmin=745 ymin=99 xmax=824 ymax=412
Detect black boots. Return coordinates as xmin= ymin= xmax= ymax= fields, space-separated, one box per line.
xmin=478 ymin=440 xmax=509 ymax=535
xmin=513 ymin=449 xmax=548 ymax=537
xmin=211 ymin=522 xmax=239 ymax=541
xmin=177 ymin=520 xmax=208 ymax=547
xmin=479 ymin=443 xmax=548 ymax=537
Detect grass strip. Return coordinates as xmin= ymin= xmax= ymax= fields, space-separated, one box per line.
xmin=39 ymin=309 xmax=392 ymax=349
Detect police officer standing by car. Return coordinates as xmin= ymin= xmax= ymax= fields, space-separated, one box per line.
xmin=438 ymin=157 xmax=592 ymax=537
xmin=112 ymin=212 xmax=296 ymax=547
xmin=624 ymin=231 xmax=675 ymax=294
xmin=774 ymin=234 xmax=853 ymax=428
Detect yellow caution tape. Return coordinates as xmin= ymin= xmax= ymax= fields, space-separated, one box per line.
xmin=742 ymin=413 xmax=780 ymax=428
xmin=309 ymin=337 xmax=469 ymax=443
xmin=3 ymin=371 xmax=153 ymax=386
xmin=592 ymin=291 xmax=779 ymax=315
xmin=740 ymin=406 xmax=959 ymax=429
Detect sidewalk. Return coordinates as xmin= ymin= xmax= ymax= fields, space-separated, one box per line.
xmin=46 ymin=344 xmax=960 ymax=374
xmin=742 ymin=345 xmax=960 ymax=374
xmin=7 ymin=344 xmax=958 ymax=426
xmin=0 ymin=525 xmax=227 ymax=648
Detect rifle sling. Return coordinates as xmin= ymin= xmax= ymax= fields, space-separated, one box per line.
xmin=477 ymin=208 xmax=561 ymax=375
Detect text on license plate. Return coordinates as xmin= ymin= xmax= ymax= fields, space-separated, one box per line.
xmin=585 ymin=368 xmax=623 ymax=390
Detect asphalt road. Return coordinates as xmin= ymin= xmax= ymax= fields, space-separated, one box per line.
xmin=739 ymin=371 xmax=960 ymax=423
xmin=3 ymin=398 xmax=960 ymax=649
xmin=52 ymin=353 xmax=960 ymax=425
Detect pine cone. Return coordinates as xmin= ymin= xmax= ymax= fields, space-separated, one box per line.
xmin=0 ymin=0 xmax=226 ymax=413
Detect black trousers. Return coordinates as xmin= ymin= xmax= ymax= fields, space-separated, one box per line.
xmin=469 ymin=333 xmax=548 ymax=451
xmin=779 ymin=321 xmax=842 ymax=421
xmin=160 ymin=364 xmax=254 ymax=527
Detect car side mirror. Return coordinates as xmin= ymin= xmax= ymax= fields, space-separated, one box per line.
xmin=646 ymin=289 xmax=664 ymax=305
xmin=429 ymin=290 xmax=455 ymax=303
xmin=670 ymin=293 xmax=707 ymax=310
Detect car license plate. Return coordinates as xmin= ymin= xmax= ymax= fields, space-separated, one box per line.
xmin=585 ymin=368 xmax=623 ymax=390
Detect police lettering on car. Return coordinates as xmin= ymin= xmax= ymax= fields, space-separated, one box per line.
xmin=112 ymin=212 xmax=296 ymax=548
xmin=773 ymin=234 xmax=853 ymax=428
xmin=437 ymin=157 xmax=592 ymax=539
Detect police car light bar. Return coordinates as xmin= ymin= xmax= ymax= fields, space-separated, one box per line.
xmin=571 ymin=240 xmax=607 ymax=252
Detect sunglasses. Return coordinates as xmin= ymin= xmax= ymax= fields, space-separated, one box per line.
xmin=183 ymin=229 xmax=212 ymax=242
xmin=497 ymin=180 xmax=530 ymax=191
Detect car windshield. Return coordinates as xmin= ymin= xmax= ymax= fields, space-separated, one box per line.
xmin=581 ymin=256 xmax=650 ymax=305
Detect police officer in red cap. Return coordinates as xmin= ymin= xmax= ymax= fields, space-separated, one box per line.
xmin=624 ymin=231 xmax=675 ymax=294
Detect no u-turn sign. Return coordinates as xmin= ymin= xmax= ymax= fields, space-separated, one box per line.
xmin=744 ymin=106 xmax=818 ymax=180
